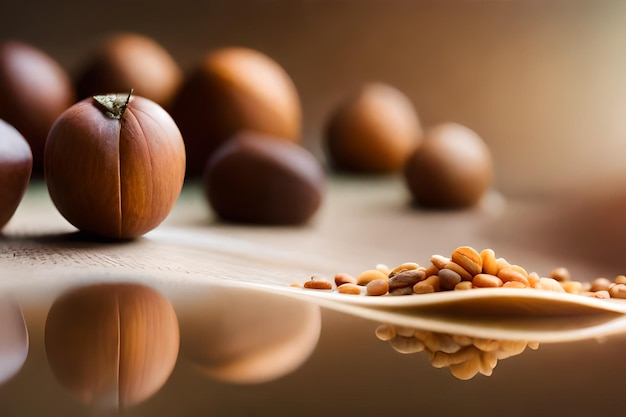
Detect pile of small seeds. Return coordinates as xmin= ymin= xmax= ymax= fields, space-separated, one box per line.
xmin=374 ymin=324 xmax=539 ymax=380
xmin=295 ymin=246 xmax=626 ymax=299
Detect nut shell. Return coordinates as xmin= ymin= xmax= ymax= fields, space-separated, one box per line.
xmin=44 ymin=94 xmax=186 ymax=239
xmin=44 ymin=283 xmax=180 ymax=408
xmin=0 ymin=119 xmax=32 ymax=229
xmin=0 ymin=40 xmax=75 ymax=174
xmin=404 ymin=123 xmax=492 ymax=208
xmin=76 ymin=32 xmax=182 ymax=108
xmin=171 ymin=47 xmax=301 ymax=176
xmin=325 ymin=83 xmax=422 ymax=173
xmin=203 ymin=131 xmax=324 ymax=225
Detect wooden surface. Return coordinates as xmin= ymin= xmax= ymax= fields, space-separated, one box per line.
xmin=2 ymin=175 xmax=625 ymax=301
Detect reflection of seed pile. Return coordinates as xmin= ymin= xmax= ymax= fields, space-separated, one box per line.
xmin=375 ymin=324 xmax=539 ymax=380
xmin=298 ymin=246 xmax=626 ymax=299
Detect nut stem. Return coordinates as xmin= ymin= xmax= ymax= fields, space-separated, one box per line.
xmin=93 ymin=88 xmax=134 ymax=120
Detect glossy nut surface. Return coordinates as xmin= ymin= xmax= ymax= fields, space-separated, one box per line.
xmin=203 ymin=131 xmax=324 ymax=225
xmin=44 ymin=93 xmax=186 ymax=239
xmin=0 ymin=119 xmax=32 ymax=229
xmin=172 ymin=47 xmax=301 ymax=176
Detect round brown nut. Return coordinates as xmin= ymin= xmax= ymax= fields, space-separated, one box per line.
xmin=203 ymin=132 xmax=325 ymax=225
xmin=337 ymin=283 xmax=361 ymax=295
xmin=374 ymin=324 xmax=396 ymax=341
xmin=357 ymin=269 xmax=388 ymax=286
xmin=451 ymin=246 xmax=482 ymax=277
xmin=324 ymin=83 xmax=422 ymax=174
xmin=615 ymin=275 xmax=626 ymax=285
xmin=334 ymin=273 xmax=356 ymax=287
xmin=303 ymin=278 xmax=333 ymax=290
xmin=171 ymin=47 xmax=301 ymax=177
xmin=438 ymin=268 xmax=462 ymax=291
xmin=366 ymin=279 xmax=389 ymax=296
xmin=403 ymin=123 xmax=493 ymax=209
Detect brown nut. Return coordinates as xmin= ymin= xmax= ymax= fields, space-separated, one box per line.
xmin=609 ymin=283 xmax=626 ymax=299
xmin=334 ymin=272 xmax=357 ymax=287
xmin=171 ymin=47 xmax=301 ymax=177
xmin=480 ymin=248 xmax=498 ymax=275
xmin=303 ymin=277 xmax=333 ymax=290
xmin=337 ymin=283 xmax=361 ymax=295
xmin=45 ymin=283 xmax=179 ymax=407
xmin=438 ymin=268 xmax=462 ymax=291
xmin=388 ymin=269 xmax=425 ymax=289
xmin=550 ymin=267 xmax=571 ymax=282
xmin=451 ymin=246 xmax=482 ymax=277
xmin=357 ymin=269 xmax=388 ymax=286
xmin=472 ymin=273 xmax=503 ymax=288
xmin=366 ymin=279 xmax=389 ymax=296
xmin=203 ymin=131 xmax=325 ymax=225
xmin=76 ymin=32 xmax=182 ymax=109
xmin=0 ymin=120 xmax=32 ymax=229
xmin=44 ymin=91 xmax=186 ymax=239
xmin=403 ymin=123 xmax=493 ymax=209
xmin=497 ymin=267 xmax=530 ymax=287
xmin=389 ymin=262 xmax=420 ymax=278
xmin=0 ymin=41 xmax=75 ymax=175
xmin=590 ymin=277 xmax=612 ymax=292
xmin=324 ymin=83 xmax=422 ymax=174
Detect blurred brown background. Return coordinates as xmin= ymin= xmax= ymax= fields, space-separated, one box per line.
xmin=2 ymin=0 xmax=626 ymax=196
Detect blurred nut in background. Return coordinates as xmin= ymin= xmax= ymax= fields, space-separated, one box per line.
xmin=0 ymin=40 xmax=75 ymax=175
xmin=404 ymin=123 xmax=493 ymax=209
xmin=171 ymin=47 xmax=301 ymax=177
xmin=324 ymin=82 xmax=422 ymax=174
xmin=0 ymin=296 xmax=29 ymax=385
xmin=0 ymin=119 xmax=32 ymax=229
xmin=44 ymin=91 xmax=186 ymax=239
xmin=203 ymin=131 xmax=325 ymax=225
xmin=75 ymin=32 xmax=182 ymax=109
xmin=44 ymin=283 xmax=180 ymax=409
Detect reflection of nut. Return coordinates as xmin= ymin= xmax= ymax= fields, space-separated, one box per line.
xmin=376 ymin=324 xmax=539 ymax=380
xmin=45 ymin=283 xmax=179 ymax=408
xmin=389 ymin=336 xmax=425 ymax=354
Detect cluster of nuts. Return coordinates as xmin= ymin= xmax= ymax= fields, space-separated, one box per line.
xmin=374 ymin=323 xmax=539 ymax=380
xmin=298 ymin=245 xmax=626 ymax=299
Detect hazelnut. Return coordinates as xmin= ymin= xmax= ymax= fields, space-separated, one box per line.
xmin=76 ymin=32 xmax=182 ymax=109
xmin=171 ymin=47 xmax=301 ymax=176
xmin=0 ymin=119 xmax=32 ymax=229
xmin=44 ymin=90 xmax=186 ymax=239
xmin=325 ymin=82 xmax=422 ymax=173
xmin=0 ymin=40 xmax=75 ymax=175
xmin=203 ymin=131 xmax=324 ymax=225
xmin=404 ymin=123 xmax=493 ymax=208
